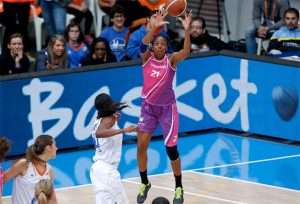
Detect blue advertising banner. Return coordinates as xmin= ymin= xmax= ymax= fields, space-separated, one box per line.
xmin=0 ymin=54 xmax=299 ymax=156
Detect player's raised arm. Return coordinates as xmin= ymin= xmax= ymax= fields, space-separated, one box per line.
xmin=171 ymin=10 xmax=192 ymax=64
xmin=140 ymin=9 xmax=169 ymax=62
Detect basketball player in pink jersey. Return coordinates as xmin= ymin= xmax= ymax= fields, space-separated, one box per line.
xmin=136 ymin=8 xmax=192 ymax=204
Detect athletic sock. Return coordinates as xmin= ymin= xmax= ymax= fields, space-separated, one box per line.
xmin=140 ymin=170 xmax=149 ymax=185
xmin=174 ymin=174 xmax=182 ymax=188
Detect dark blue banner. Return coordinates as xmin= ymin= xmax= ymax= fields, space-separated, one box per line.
xmin=1 ymin=55 xmax=299 ymax=156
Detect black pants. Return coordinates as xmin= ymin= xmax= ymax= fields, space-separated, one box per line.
xmin=67 ymin=7 xmax=93 ymax=35
xmin=2 ymin=2 xmax=30 ymax=52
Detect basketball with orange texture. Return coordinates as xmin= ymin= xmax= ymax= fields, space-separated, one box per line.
xmin=164 ymin=0 xmax=187 ymax=17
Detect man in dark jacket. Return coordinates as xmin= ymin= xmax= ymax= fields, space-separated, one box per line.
xmin=176 ymin=16 xmax=230 ymax=52
xmin=0 ymin=33 xmax=30 ymax=75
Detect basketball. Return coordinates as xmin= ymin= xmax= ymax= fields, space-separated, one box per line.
xmin=164 ymin=0 xmax=187 ymax=17
xmin=272 ymin=86 xmax=298 ymax=121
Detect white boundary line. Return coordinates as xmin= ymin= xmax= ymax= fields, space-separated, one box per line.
xmin=123 ymin=153 xmax=300 ymax=193
xmin=187 ymin=171 xmax=300 ymax=193
xmin=191 ymin=154 xmax=300 ymax=172
xmin=124 ymin=180 xmax=245 ymax=204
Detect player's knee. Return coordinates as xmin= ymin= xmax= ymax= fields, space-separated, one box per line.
xmin=166 ymin=146 xmax=179 ymax=161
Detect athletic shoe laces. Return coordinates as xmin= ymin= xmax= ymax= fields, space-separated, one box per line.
xmin=138 ymin=183 xmax=148 ymax=196
xmin=174 ymin=187 xmax=183 ymax=199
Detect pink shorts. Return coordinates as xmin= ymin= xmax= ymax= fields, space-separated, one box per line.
xmin=138 ymin=101 xmax=179 ymax=147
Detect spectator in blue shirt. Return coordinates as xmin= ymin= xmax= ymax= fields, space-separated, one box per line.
xmin=64 ymin=22 xmax=89 ymax=68
xmin=100 ymin=5 xmax=128 ymax=61
xmin=126 ymin=9 xmax=172 ymax=60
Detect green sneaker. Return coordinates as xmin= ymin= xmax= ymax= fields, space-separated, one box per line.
xmin=173 ymin=187 xmax=184 ymax=204
xmin=137 ymin=182 xmax=151 ymax=203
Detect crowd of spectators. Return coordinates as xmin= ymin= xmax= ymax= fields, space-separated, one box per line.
xmin=0 ymin=0 xmax=299 ymax=76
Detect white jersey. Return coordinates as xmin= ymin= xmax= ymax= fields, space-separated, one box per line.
xmin=92 ymin=118 xmax=123 ymax=169
xmin=11 ymin=161 xmax=51 ymax=204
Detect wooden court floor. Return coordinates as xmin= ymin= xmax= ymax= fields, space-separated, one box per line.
xmin=3 ymin=171 xmax=300 ymax=204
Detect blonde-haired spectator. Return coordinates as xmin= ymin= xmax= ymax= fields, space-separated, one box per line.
xmin=35 ymin=35 xmax=69 ymax=71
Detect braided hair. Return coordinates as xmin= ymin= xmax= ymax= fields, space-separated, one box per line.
xmin=95 ymin=93 xmax=129 ymax=118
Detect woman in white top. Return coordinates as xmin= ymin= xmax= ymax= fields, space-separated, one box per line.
xmin=4 ymin=135 xmax=57 ymax=204
xmin=90 ymin=93 xmax=137 ymax=204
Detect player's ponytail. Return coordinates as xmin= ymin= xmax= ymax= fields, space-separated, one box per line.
xmin=95 ymin=93 xmax=129 ymax=118
xmin=26 ymin=135 xmax=54 ymax=163
xmin=35 ymin=179 xmax=54 ymax=204
xmin=36 ymin=191 xmax=48 ymax=204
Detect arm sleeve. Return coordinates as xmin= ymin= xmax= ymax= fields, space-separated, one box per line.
xmin=126 ymin=34 xmax=142 ymax=59
xmin=267 ymin=32 xmax=280 ymax=52
xmin=252 ymin=0 xmax=263 ymax=29
xmin=19 ymin=55 xmax=30 ymax=72
xmin=35 ymin=51 xmax=48 ymax=71
xmin=0 ymin=55 xmax=6 ymax=75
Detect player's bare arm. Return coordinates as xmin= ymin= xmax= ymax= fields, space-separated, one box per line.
xmin=170 ymin=10 xmax=192 ymax=66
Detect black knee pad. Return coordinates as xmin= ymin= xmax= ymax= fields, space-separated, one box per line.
xmin=166 ymin=146 xmax=179 ymax=161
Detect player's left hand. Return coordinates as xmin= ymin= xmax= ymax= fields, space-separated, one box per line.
xmin=154 ymin=7 xmax=169 ymax=28
xmin=179 ymin=10 xmax=193 ymax=31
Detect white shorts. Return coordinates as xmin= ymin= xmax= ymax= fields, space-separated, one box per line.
xmin=90 ymin=160 xmax=129 ymax=204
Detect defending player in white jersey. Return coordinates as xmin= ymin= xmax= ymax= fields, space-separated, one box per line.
xmin=4 ymin=135 xmax=57 ymax=204
xmin=90 ymin=93 xmax=137 ymax=204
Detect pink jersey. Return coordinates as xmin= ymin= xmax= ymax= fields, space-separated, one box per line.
xmin=141 ymin=53 xmax=176 ymax=106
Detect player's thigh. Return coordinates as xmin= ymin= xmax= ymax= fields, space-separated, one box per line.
xmin=138 ymin=101 xmax=159 ymax=134
xmin=160 ymin=104 xmax=179 ymax=146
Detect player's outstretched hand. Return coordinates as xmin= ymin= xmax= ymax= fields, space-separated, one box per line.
xmin=179 ymin=10 xmax=193 ymax=31
xmin=154 ymin=7 xmax=169 ymax=29
xmin=124 ymin=125 xmax=138 ymax=133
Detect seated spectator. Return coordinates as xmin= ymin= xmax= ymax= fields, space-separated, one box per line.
xmin=100 ymin=5 xmax=128 ymax=61
xmin=82 ymin=37 xmax=117 ymax=65
xmin=176 ymin=17 xmax=231 ymax=52
xmin=32 ymin=179 xmax=57 ymax=204
xmin=98 ymin=0 xmax=151 ymax=27
xmin=67 ymin=0 xmax=94 ymax=44
xmin=35 ymin=35 xmax=69 ymax=71
xmin=245 ymin=0 xmax=290 ymax=54
xmin=0 ymin=33 xmax=30 ymax=75
xmin=126 ymin=9 xmax=172 ymax=60
xmin=64 ymin=22 xmax=89 ymax=68
xmin=268 ymin=8 xmax=300 ymax=57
